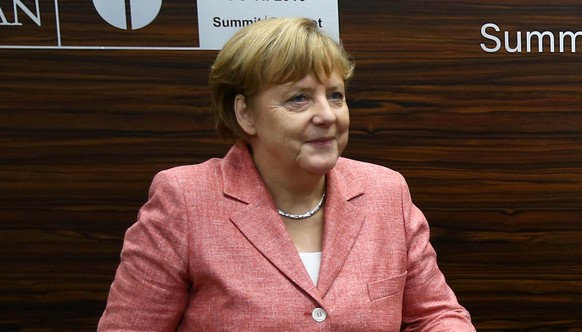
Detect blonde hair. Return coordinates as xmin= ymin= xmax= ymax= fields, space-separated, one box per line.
xmin=209 ymin=17 xmax=355 ymax=142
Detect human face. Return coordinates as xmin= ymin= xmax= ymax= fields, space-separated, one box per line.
xmin=237 ymin=71 xmax=349 ymax=177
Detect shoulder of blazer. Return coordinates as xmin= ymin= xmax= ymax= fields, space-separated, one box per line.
xmin=155 ymin=157 xmax=225 ymax=189
xmin=333 ymin=157 xmax=405 ymax=190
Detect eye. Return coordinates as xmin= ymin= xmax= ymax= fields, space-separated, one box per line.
xmin=329 ymin=91 xmax=345 ymax=101
xmin=289 ymin=94 xmax=308 ymax=104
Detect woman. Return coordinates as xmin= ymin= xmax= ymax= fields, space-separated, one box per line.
xmin=99 ymin=17 xmax=475 ymax=331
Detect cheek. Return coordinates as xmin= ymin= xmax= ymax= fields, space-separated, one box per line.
xmin=256 ymin=108 xmax=288 ymax=137
xmin=338 ymin=107 xmax=350 ymax=131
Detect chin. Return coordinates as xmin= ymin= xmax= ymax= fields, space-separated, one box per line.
xmin=300 ymin=157 xmax=339 ymax=176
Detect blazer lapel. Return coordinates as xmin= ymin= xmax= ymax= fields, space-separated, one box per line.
xmin=229 ymin=201 xmax=322 ymax=299
xmin=317 ymin=159 xmax=366 ymax=297
xmin=222 ymin=144 xmax=323 ymax=301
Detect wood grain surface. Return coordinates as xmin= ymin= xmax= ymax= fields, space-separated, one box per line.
xmin=1 ymin=0 xmax=581 ymax=330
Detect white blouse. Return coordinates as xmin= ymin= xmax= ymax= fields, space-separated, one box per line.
xmin=298 ymin=251 xmax=322 ymax=285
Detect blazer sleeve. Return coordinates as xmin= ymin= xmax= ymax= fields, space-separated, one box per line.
xmin=398 ymin=176 xmax=476 ymax=331
xmin=98 ymin=170 xmax=190 ymax=331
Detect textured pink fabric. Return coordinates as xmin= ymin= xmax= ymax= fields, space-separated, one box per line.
xmin=98 ymin=144 xmax=475 ymax=331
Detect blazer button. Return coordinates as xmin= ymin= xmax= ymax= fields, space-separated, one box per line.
xmin=312 ymin=307 xmax=327 ymax=323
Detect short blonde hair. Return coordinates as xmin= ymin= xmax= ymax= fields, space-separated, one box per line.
xmin=209 ymin=17 xmax=355 ymax=142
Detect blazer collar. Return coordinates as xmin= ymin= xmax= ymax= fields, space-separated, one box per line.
xmin=317 ymin=157 xmax=366 ymax=296
xmin=222 ymin=143 xmax=366 ymax=300
xmin=222 ymin=142 xmax=267 ymax=204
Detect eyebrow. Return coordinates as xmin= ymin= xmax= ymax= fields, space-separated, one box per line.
xmin=288 ymin=79 xmax=345 ymax=91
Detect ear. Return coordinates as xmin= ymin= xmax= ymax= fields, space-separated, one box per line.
xmin=234 ymin=94 xmax=256 ymax=136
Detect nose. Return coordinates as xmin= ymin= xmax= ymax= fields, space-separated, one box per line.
xmin=312 ymin=96 xmax=337 ymax=126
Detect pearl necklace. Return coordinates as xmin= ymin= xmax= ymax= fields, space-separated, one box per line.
xmin=277 ymin=189 xmax=326 ymax=220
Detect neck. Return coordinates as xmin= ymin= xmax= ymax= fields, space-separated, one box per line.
xmin=250 ymin=151 xmax=326 ymax=213
xmin=264 ymin=171 xmax=326 ymax=214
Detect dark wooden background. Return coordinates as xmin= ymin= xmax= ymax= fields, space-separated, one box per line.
xmin=1 ymin=0 xmax=581 ymax=330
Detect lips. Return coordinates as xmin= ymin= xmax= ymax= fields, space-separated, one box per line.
xmin=307 ymin=137 xmax=335 ymax=144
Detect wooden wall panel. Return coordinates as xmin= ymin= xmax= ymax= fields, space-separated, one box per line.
xmin=1 ymin=0 xmax=580 ymax=330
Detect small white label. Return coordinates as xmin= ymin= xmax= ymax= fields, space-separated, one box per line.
xmin=197 ymin=0 xmax=340 ymax=50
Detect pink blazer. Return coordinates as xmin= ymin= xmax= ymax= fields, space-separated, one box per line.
xmin=99 ymin=144 xmax=474 ymax=331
